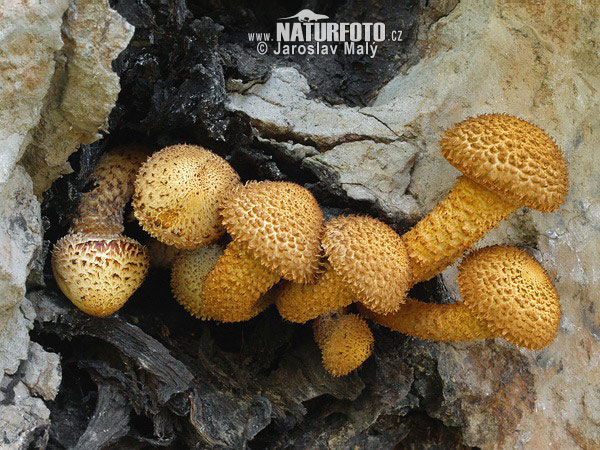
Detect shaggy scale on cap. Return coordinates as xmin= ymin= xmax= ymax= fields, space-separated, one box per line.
xmin=52 ymin=147 xmax=150 ymax=317
xmin=459 ymin=245 xmax=560 ymax=350
xmin=201 ymin=240 xmax=279 ymax=322
xmin=275 ymin=262 xmax=355 ymax=323
xmin=361 ymin=246 xmax=560 ymax=350
xmin=133 ymin=144 xmax=240 ymax=249
xmin=171 ymin=245 xmax=223 ymax=319
xmin=314 ymin=313 xmax=374 ymax=377
xmin=323 ymin=215 xmax=411 ymax=314
xmin=442 ymin=114 xmax=568 ymax=212
xmin=220 ymin=181 xmax=323 ymax=283
xmin=52 ymin=234 xmax=149 ymax=317
xmin=403 ymin=114 xmax=568 ymax=283
xmin=71 ymin=146 xmax=148 ymax=235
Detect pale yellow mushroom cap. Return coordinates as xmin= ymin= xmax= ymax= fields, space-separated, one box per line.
xmin=220 ymin=181 xmax=324 ymax=283
xmin=51 ymin=233 xmax=149 ymax=317
xmin=459 ymin=245 xmax=561 ymax=350
xmin=171 ymin=245 xmax=223 ymax=319
xmin=441 ymin=114 xmax=568 ymax=212
xmin=133 ymin=144 xmax=240 ymax=249
xmin=314 ymin=313 xmax=374 ymax=377
xmin=322 ymin=215 xmax=411 ymax=314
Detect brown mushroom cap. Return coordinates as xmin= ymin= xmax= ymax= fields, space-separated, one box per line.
xmin=171 ymin=245 xmax=223 ymax=319
xmin=322 ymin=215 xmax=411 ymax=314
xmin=51 ymin=233 xmax=149 ymax=317
xmin=220 ymin=181 xmax=323 ymax=283
xmin=459 ymin=245 xmax=561 ymax=350
xmin=441 ymin=114 xmax=568 ymax=212
xmin=314 ymin=313 xmax=374 ymax=377
xmin=133 ymin=144 xmax=240 ymax=249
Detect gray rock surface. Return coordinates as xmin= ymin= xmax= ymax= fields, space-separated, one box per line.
xmin=0 ymin=337 xmax=61 ymax=449
xmin=225 ymin=0 xmax=600 ymax=447
xmin=0 ymin=0 xmax=132 ymax=447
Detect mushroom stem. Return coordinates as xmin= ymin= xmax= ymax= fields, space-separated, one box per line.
xmin=52 ymin=147 xmax=150 ymax=317
xmin=276 ymin=215 xmax=411 ymax=322
xmin=276 ymin=262 xmax=355 ymax=323
xmin=201 ymin=240 xmax=280 ymax=322
xmin=361 ymin=246 xmax=561 ymax=350
xmin=403 ymin=176 xmax=517 ymax=283
xmin=71 ymin=147 xmax=148 ymax=235
xmin=358 ymin=299 xmax=494 ymax=343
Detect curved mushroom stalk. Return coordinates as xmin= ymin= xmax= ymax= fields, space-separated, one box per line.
xmin=403 ymin=114 xmax=568 ymax=284
xmin=52 ymin=147 xmax=150 ymax=317
xmin=275 ymin=262 xmax=354 ymax=323
xmin=71 ymin=146 xmax=148 ymax=235
xmin=362 ymin=246 xmax=561 ymax=351
xmin=200 ymin=241 xmax=279 ymax=322
xmin=403 ymin=177 xmax=517 ymax=282
xmin=314 ymin=311 xmax=374 ymax=377
xmin=200 ymin=181 xmax=324 ymax=323
xmin=358 ymin=300 xmax=494 ymax=343
xmin=276 ymin=215 xmax=412 ymax=322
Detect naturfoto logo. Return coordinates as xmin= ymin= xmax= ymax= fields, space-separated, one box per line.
xmin=248 ymin=9 xmax=403 ymax=58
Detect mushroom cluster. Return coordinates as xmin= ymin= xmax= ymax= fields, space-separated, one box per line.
xmin=51 ymin=113 xmax=568 ymax=377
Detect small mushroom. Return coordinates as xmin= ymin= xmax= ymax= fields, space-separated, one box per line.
xmin=201 ymin=181 xmax=323 ymax=322
xmin=52 ymin=147 xmax=150 ymax=317
xmin=314 ymin=311 xmax=374 ymax=377
xmin=403 ymin=114 xmax=568 ymax=283
xmin=133 ymin=144 xmax=241 ymax=250
xmin=362 ymin=246 xmax=561 ymax=350
xmin=276 ymin=215 xmax=411 ymax=322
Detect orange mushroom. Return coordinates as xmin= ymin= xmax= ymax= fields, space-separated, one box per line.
xmin=403 ymin=114 xmax=568 ymax=283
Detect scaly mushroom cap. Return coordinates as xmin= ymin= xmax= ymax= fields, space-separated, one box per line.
xmin=358 ymin=300 xmax=494 ymax=342
xmin=459 ymin=245 xmax=561 ymax=350
xmin=275 ymin=261 xmax=355 ymax=323
xmin=201 ymin=240 xmax=279 ymax=322
xmin=133 ymin=145 xmax=240 ymax=249
xmin=314 ymin=313 xmax=374 ymax=377
xmin=322 ymin=215 xmax=411 ymax=314
xmin=441 ymin=114 xmax=568 ymax=212
xmin=52 ymin=233 xmax=149 ymax=317
xmin=220 ymin=181 xmax=323 ymax=283
xmin=171 ymin=245 xmax=223 ymax=319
